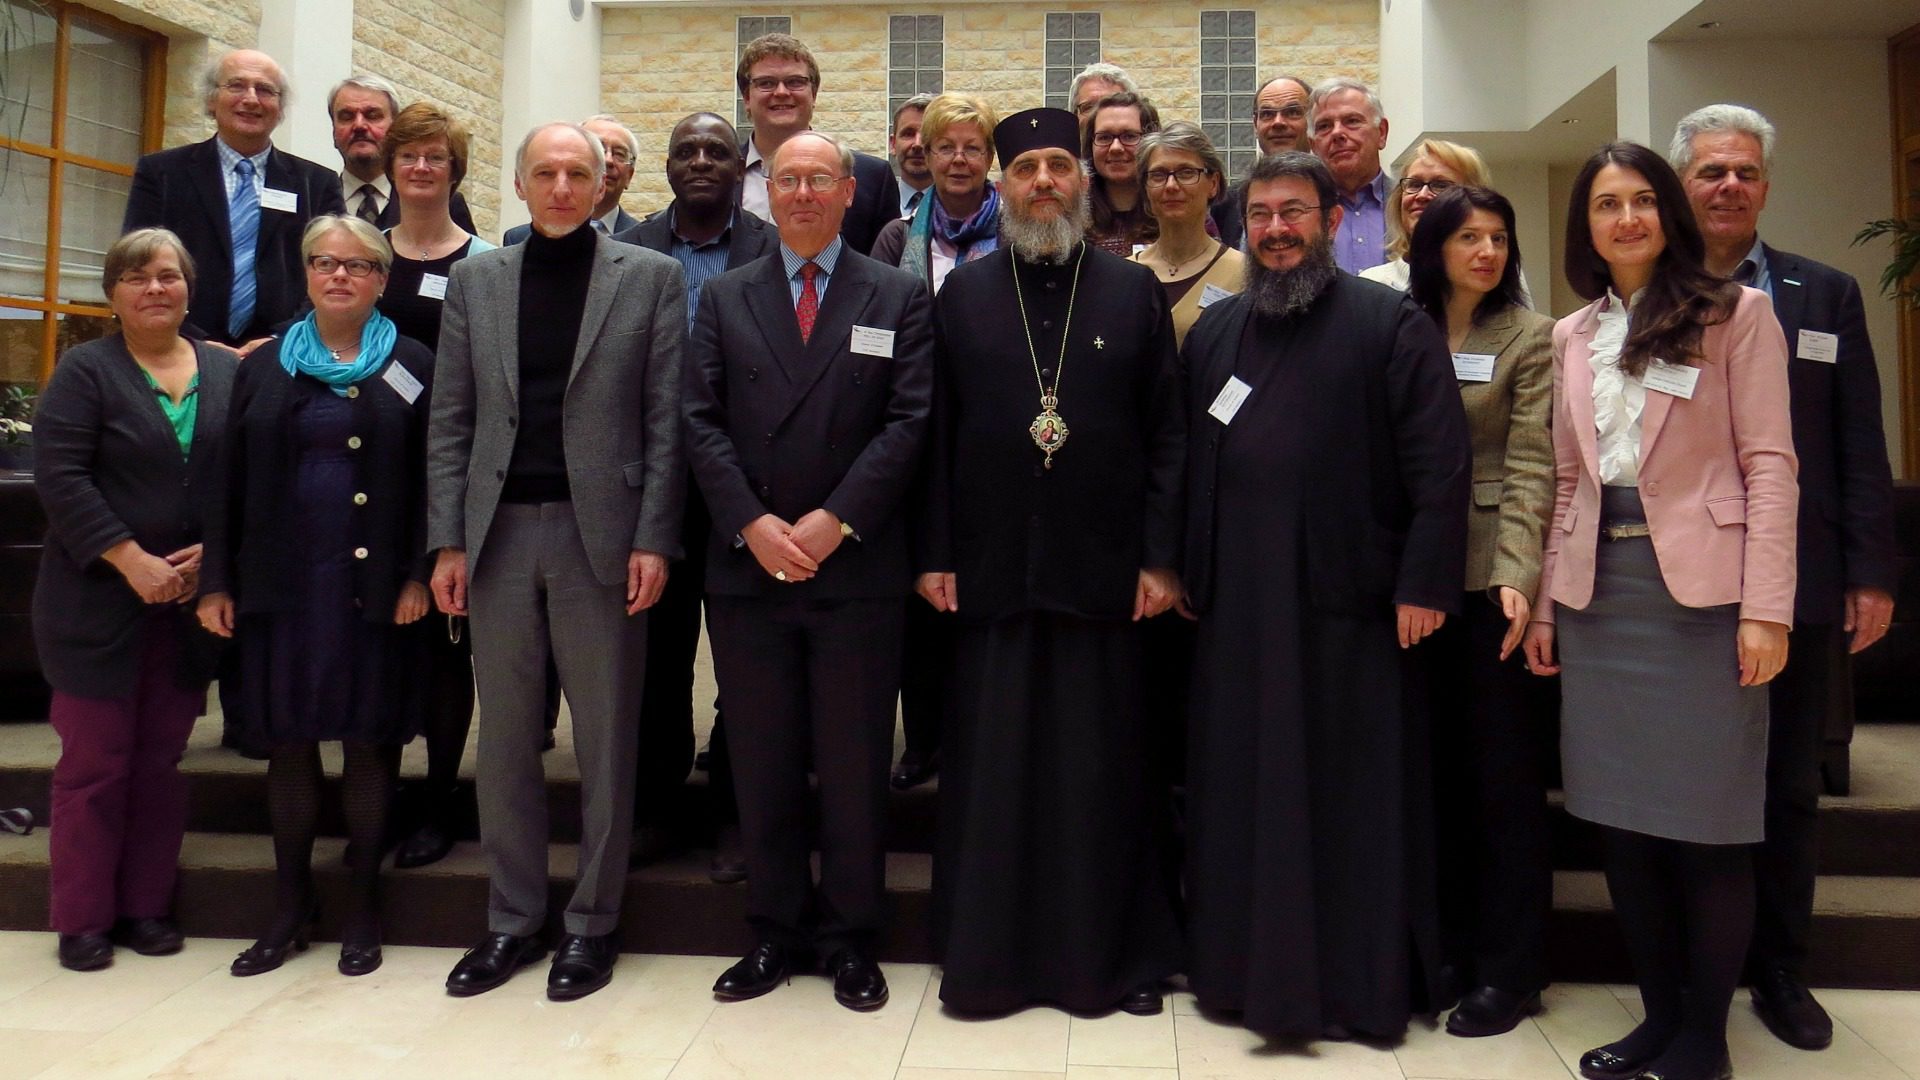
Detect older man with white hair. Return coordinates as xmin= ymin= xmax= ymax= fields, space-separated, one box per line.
xmin=123 ymin=49 xmax=345 ymax=349
xmin=504 ymin=114 xmax=643 ymax=244
xmin=1307 ymin=76 xmax=1391 ymax=273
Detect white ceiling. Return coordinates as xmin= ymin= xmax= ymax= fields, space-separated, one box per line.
xmin=1654 ymin=0 xmax=1920 ymax=41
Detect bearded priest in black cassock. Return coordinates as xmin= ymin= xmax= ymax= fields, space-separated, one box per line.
xmin=1180 ymin=152 xmax=1471 ymax=1041
xmin=917 ymin=108 xmax=1185 ymax=1017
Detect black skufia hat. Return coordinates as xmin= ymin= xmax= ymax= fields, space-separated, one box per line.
xmin=995 ymin=107 xmax=1080 ymax=170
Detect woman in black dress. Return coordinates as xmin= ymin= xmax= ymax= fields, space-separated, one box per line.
xmin=199 ymin=215 xmax=435 ymax=977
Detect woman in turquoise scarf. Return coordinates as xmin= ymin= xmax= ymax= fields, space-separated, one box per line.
xmin=198 ymin=215 xmax=438 ymax=980
xmin=871 ymin=92 xmax=1002 ymax=296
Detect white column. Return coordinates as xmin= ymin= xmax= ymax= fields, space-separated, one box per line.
xmin=257 ymin=0 xmax=356 ymax=167
xmin=498 ymin=0 xmax=605 ymax=235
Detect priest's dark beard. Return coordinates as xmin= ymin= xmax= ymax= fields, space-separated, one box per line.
xmin=1243 ymin=231 xmax=1339 ymax=319
xmin=1000 ymin=188 xmax=1092 ymax=264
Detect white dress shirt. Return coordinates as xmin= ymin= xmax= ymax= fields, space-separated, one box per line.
xmin=742 ymin=138 xmax=771 ymax=220
xmin=1589 ymin=289 xmax=1646 ymax=487
xmin=341 ymin=170 xmax=390 ymax=218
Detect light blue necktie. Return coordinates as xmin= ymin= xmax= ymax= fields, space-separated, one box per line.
xmin=228 ymin=158 xmax=259 ymax=339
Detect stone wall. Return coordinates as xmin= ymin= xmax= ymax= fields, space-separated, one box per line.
xmin=85 ymin=0 xmax=261 ymax=149
xmin=602 ymin=0 xmax=1378 ymax=212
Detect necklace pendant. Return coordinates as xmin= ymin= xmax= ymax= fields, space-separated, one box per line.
xmin=1029 ymin=406 xmax=1068 ymax=466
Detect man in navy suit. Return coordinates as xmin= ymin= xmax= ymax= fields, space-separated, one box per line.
xmin=122 ymin=49 xmax=345 ymax=350
xmin=685 ymin=130 xmax=932 ymax=1011
xmin=1673 ymin=103 xmax=1899 ymax=1054
xmin=734 ymin=33 xmax=900 ymax=255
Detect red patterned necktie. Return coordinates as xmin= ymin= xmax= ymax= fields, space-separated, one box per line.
xmin=796 ymin=262 xmax=819 ymax=344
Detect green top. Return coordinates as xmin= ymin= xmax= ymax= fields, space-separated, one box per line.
xmin=141 ymin=367 xmax=199 ymax=460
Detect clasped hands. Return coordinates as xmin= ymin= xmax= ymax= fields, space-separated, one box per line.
xmin=745 ymin=509 xmax=844 ymax=584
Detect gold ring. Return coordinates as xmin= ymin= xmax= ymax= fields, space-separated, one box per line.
xmin=775 ymin=570 xmax=788 ymax=581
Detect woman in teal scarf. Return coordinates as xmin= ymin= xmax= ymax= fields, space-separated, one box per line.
xmin=199 ymin=215 xmax=438 ymax=980
xmin=871 ymin=92 xmax=1002 ymax=296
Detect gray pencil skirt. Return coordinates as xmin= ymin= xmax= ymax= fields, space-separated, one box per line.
xmin=1556 ymin=486 xmax=1769 ymax=845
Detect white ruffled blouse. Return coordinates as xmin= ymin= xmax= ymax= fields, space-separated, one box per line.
xmin=1588 ymin=289 xmax=1645 ymax=487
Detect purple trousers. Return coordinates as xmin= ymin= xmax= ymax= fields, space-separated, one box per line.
xmin=47 ymin=617 xmax=204 ymax=935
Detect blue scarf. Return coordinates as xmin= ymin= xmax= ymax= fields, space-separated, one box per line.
xmin=278 ymin=309 xmax=398 ymax=396
xmin=901 ymin=184 xmax=1000 ymax=284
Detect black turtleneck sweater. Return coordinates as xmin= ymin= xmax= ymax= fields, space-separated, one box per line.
xmin=502 ymin=223 xmax=596 ymax=503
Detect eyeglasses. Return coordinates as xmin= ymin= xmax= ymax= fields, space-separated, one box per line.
xmin=1402 ymin=178 xmax=1457 ymax=196
xmin=1254 ymin=105 xmax=1307 ymax=124
xmin=750 ymin=75 xmax=815 ymax=94
xmin=1092 ymin=131 xmax=1143 ymax=149
xmin=396 ymin=151 xmax=452 ymax=170
xmin=307 ymin=255 xmax=381 ymax=278
xmin=219 ymin=79 xmax=281 ymax=100
xmin=605 ymin=149 xmax=634 ymax=165
xmin=931 ymin=146 xmax=988 ymax=163
xmin=1244 ymin=204 xmax=1322 ymax=230
xmin=118 ymin=270 xmax=186 ymax=289
xmin=772 ymin=173 xmax=847 ymax=193
xmin=1145 ymin=166 xmax=1212 ymax=187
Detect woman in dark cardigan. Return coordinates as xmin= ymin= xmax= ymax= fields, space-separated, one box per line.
xmin=198 ymin=214 xmax=435 ymax=978
xmin=32 ymin=228 xmax=235 ymax=972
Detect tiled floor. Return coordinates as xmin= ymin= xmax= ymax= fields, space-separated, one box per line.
xmin=1 ymin=932 xmax=1916 ymax=1079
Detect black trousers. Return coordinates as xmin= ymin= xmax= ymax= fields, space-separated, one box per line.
xmin=632 ymin=487 xmax=711 ymax=827
xmin=898 ymin=598 xmax=952 ymax=760
xmin=1427 ymin=592 xmax=1554 ymax=995
xmin=1753 ymin=619 xmax=1847 ymax=977
xmin=706 ymin=594 xmax=904 ymax=953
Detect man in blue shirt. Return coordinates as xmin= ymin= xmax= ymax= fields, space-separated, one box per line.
xmin=1307 ymin=76 xmax=1392 ymax=274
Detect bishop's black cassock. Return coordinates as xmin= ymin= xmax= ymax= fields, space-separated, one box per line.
xmin=921 ymin=241 xmax=1185 ymax=1013
xmin=1180 ymin=272 xmax=1471 ymax=1040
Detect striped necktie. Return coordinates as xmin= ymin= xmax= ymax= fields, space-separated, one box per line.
xmin=355 ymin=184 xmax=380 ymax=224
xmin=228 ymin=157 xmax=260 ymax=339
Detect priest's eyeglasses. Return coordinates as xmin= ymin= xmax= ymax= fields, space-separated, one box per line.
xmin=772 ymin=173 xmax=849 ymax=193
xmin=1145 ymin=166 xmax=1213 ymax=187
xmin=1244 ymin=204 xmax=1323 ymax=230
xmin=307 ymin=256 xmax=381 ymax=278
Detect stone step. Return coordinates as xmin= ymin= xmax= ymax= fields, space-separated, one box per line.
xmin=2 ymin=830 xmax=1917 ymax=988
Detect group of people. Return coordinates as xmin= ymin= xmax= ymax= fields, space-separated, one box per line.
xmin=28 ymin=31 xmax=1899 ymax=1080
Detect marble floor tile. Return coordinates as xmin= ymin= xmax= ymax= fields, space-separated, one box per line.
xmin=1531 ymin=984 xmax=1638 ymax=1076
xmin=0 ymin=936 xmax=232 ymax=1033
xmin=1723 ymin=992 xmax=1909 ymax=1080
xmin=899 ymin=974 xmax=1072 ymax=1074
xmin=894 ymin=1070 xmax=1066 ymax=1080
xmin=1065 ymin=1067 xmax=1183 ymax=1080
xmin=1067 ymin=1006 xmax=1178 ymax=1069
xmin=1824 ymin=987 xmax=1920 ymax=1077
xmin=0 ymin=932 xmax=68 ymax=1007
xmin=0 ymin=1027 xmax=86 ymax=1080
xmin=1393 ymin=1013 xmax=1573 ymax=1079
xmin=1170 ymin=1009 xmax=1404 ymax=1079
xmin=669 ymin=962 xmax=931 ymax=1080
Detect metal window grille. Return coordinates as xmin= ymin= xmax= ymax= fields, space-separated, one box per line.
xmin=1199 ymin=10 xmax=1258 ymax=181
xmin=1043 ymin=12 xmax=1102 ymax=111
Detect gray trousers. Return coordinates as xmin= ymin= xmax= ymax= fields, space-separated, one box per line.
xmin=469 ymin=502 xmax=644 ymax=937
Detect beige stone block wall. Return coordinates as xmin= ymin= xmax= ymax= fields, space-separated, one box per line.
xmin=352 ymin=0 xmax=509 ymax=239
xmin=602 ymin=0 xmax=1376 ymax=212
xmin=88 ymin=0 xmax=261 ymax=149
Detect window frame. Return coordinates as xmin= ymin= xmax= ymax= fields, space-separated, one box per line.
xmin=1044 ymin=11 xmax=1103 ymax=113
xmin=887 ymin=13 xmax=944 ymax=123
xmin=1198 ymin=9 xmax=1258 ymax=185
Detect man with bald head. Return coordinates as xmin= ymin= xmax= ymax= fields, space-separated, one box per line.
xmin=1213 ymin=73 xmax=1314 ymax=247
xmin=430 ymin=121 xmax=687 ymax=1002
xmin=504 ymin=114 xmax=645 ymax=244
xmin=123 ymin=49 xmax=345 ymax=349
xmin=686 ymin=129 xmax=932 ymax=1010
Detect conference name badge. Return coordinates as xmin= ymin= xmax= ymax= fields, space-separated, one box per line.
xmin=1208 ymin=375 xmax=1252 ymax=425
xmin=1797 ymin=329 xmax=1838 ymax=364
xmin=259 ymin=188 xmax=299 ymax=213
xmin=1643 ymin=360 xmax=1699 ymax=401
xmin=382 ymin=361 xmax=423 ymax=404
xmin=1451 ymin=352 xmax=1496 ymax=383
xmin=418 ymin=273 xmax=449 ymax=301
xmin=850 ymin=325 xmax=895 ymax=358
xmin=1197 ymin=284 xmax=1235 ymax=309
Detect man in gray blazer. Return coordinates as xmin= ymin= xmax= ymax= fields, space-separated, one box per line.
xmin=427 ymin=121 xmax=687 ymax=1002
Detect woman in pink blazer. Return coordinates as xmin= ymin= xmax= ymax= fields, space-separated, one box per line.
xmin=1522 ymin=142 xmax=1797 ymax=1080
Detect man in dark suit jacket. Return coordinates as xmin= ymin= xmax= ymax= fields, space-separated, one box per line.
xmin=734 ymin=32 xmax=899 ymax=254
xmin=1675 ymin=105 xmax=1899 ymax=1053
xmin=123 ymin=50 xmax=345 ymax=349
xmin=502 ymin=115 xmax=643 ymax=245
xmin=613 ymin=112 xmax=779 ymax=882
xmin=685 ymin=131 xmax=932 ymax=1011
xmin=326 ymin=73 xmax=477 ymax=234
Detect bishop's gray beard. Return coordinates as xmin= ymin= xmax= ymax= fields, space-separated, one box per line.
xmin=1243 ymin=231 xmax=1339 ymax=319
xmin=999 ymin=188 xmax=1092 ymax=264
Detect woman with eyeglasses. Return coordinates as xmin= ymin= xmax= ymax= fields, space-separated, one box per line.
xmin=199 ymin=215 xmax=437 ymax=979
xmin=872 ymin=92 xmax=1002 ymax=296
xmin=33 ymin=228 xmax=236 ymax=971
xmin=1082 ymin=91 xmax=1164 ymax=257
xmin=1360 ymin=139 xmax=1492 ymax=292
xmin=1131 ymin=122 xmax=1245 ymax=347
xmin=372 ymin=103 xmax=496 ymax=871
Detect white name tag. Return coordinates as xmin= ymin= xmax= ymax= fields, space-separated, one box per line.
xmin=417 ymin=273 xmax=448 ymax=301
xmin=1643 ymin=360 xmax=1699 ymax=400
xmin=1131 ymin=244 xmax=1150 ymax=257
xmin=1208 ymin=375 xmax=1252 ymax=425
xmin=381 ymin=361 xmax=423 ymax=404
xmin=259 ymin=187 xmax=299 ymax=213
xmin=1197 ymin=283 xmax=1235 ymax=309
xmin=850 ymin=324 xmax=895 ymax=358
xmin=1452 ymin=352 xmax=1496 ymax=383
xmin=1797 ymin=329 xmax=1838 ymax=364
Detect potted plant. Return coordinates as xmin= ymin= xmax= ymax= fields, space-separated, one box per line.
xmin=0 ymin=383 xmax=34 ymax=474
xmin=1852 ymin=217 xmax=1920 ymax=307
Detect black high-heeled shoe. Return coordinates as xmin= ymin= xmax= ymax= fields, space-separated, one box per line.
xmin=231 ymin=902 xmax=319 ymax=977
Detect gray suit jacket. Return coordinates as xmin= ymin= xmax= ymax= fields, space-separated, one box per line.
xmin=426 ymin=233 xmax=688 ymax=586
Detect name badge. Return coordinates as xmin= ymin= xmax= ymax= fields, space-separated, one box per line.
xmin=1197 ymin=283 xmax=1235 ymax=309
xmin=258 ymin=188 xmax=299 ymax=213
xmin=1797 ymin=329 xmax=1838 ymax=364
xmin=1131 ymin=244 xmax=1150 ymax=257
xmin=1208 ymin=375 xmax=1252 ymax=425
xmin=1643 ymin=360 xmax=1699 ymax=400
xmin=381 ymin=361 xmax=423 ymax=404
xmin=850 ymin=324 xmax=895 ymax=358
xmin=1452 ymin=352 xmax=1496 ymax=383
xmin=417 ymin=273 xmax=448 ymax=301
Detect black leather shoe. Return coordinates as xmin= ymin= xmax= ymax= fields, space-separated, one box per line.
xmin=446 ymin=932 xmax=546 ymax=997
xmin=714 ymin=941 xmax=798 ymax=1001
xmin=338 ymin=942 xmax=383 ymax=977
xmin=57 ymin=933 xmax=112 ymax=972
xmin=1633 ymin=1056 xmax=1731 ymax=1080
xmin=1582 ymin=1046 xmax=1658 ymax=1080
xmin=1447 ymin=985 xmax=1543 ymax=1038
xmin=394 ymin=820 xmax=455 ymax=870
xmin=1751 ymin=965 xmax=1833 ymax=1050
xmin=231 ymin=904 xmax=318 ymax=977
xmin=547 ymin=933 xmax=618 ymax=1001
xmin=828 ymin=947 xmax=888 ymax=1011
xmin=709 ymin=825 xmax=747 ymax=884
xmin=111 ymin=917 xmax=184 ymax=956
xmin=1118 ymin=983 xmax=1163 ymax=1015
xmin=889 ymin=749 xmax=939 ymax=790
